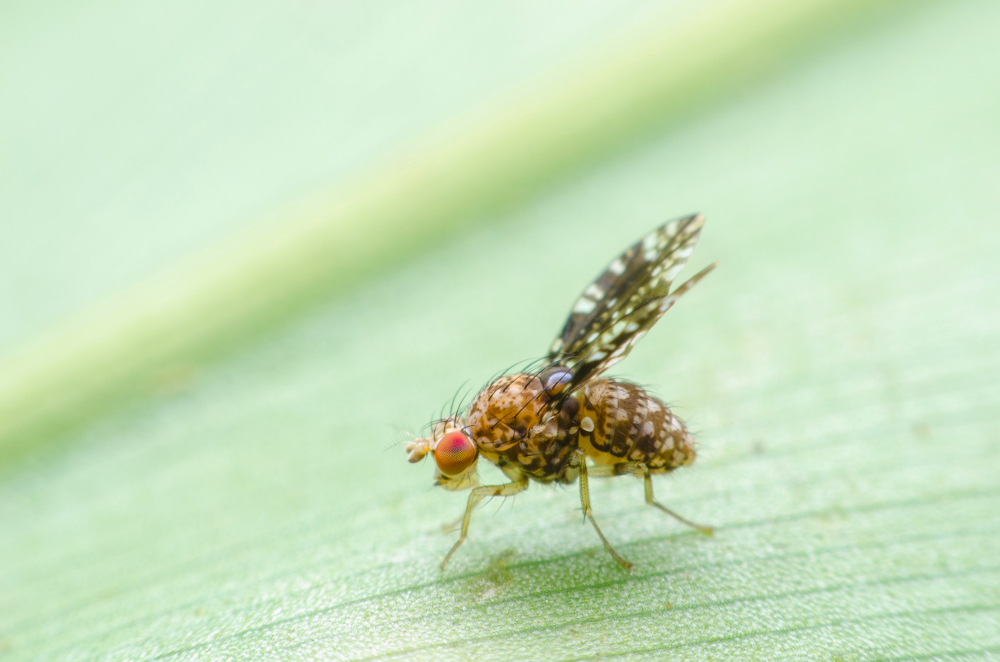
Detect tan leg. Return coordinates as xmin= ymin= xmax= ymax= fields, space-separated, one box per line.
xmin=441 ymin=476 xmax=529 ymax=570
xmin=588 ymin=461 xmax=713 ymax=534
xmin=440 ymin=514 xmax=463 ymax=533
xmin=642 ymin=468 xmax=713 ymax=534
xmin=577 ymin=452 xmax=633 ymax=570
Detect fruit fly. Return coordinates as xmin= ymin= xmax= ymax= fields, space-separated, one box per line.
xmin=406 ymin=213 xmax=717 ymax=570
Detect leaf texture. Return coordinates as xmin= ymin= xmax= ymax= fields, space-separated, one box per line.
xmin=1 ymin=0 xmax=999 ymax=661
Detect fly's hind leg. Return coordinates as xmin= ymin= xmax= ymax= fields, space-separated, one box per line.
xmin=591 ymin=461 xmax=713 ymax=534
xmin=441 ymin=475 xmax=529 ymax=570
xmin=639 ymin=465 xmax=713 ymax=534
xmin=575 ymin=450 xmax=633 ymax=570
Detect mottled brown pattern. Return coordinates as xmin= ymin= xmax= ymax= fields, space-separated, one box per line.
xmin=571 ymin=379 xmax=695 ymax=473
xmin=461 ymin=374 xmax=695 ymax=483
xmin=464 ymin=374 xmax=578 ymax=482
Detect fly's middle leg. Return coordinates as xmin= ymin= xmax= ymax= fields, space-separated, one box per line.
xmin=575 ymin=450 xmax=633 ymax=570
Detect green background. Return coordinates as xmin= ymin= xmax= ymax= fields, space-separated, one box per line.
xmin=2 ymin=0 xmax=999 ymax=660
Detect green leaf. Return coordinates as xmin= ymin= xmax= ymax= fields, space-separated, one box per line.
xmin=2 ymin=0 xmax=999 ymax=660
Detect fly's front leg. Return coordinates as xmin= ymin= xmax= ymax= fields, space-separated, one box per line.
xmin=441 ymin=475 xmax=529 ymax=570
xmin=440 ymin=514 xmax=464 ymax=533
xmin=642 ymin=467 xmax=713 ymax=534
xmin=575 ymin=450 xmax=633 ymax=570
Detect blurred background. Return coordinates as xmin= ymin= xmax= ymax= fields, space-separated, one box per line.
xmin=2 ymin=0 xmax=999 ymax=660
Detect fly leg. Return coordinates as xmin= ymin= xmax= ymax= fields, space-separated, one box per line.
xmin=441 ymin=475 xmax=529 ymax=570
xmin=575 ymin=450 xmax=633 ymax=570
xmin=440 ymin=515 xmax=463 ymax=533
xmin=640 ymin=465 xmax=713 ymax=534
xmin=590 ymin=461 xmax=713 ymax=534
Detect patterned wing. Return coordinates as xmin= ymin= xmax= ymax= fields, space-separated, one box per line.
xmin=547 ymin=213 xmax=717 ymax=392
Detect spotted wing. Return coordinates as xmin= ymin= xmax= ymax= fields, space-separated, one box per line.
xmin=547 ymin=213 xmax=716 ymax=392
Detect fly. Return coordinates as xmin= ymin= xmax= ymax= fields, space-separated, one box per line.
xmin=406 ymin=213 xmax=717 ymax=570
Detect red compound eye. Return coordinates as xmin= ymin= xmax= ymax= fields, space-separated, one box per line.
xmin=434 ymin=431 xmax=477 ymax=476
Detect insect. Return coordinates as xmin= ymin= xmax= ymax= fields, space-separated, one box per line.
xmin=406 ymin=213 xmax=718 ymax=570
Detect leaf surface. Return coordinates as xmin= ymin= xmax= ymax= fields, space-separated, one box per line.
xmin=1 ymin=0 xmax=999 ymax=660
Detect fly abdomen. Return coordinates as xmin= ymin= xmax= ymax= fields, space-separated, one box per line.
xmin=574 ymin=379 xmax=696 ymax=473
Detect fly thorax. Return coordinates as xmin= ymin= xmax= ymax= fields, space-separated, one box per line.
xmin=465 ymin=373 xmax=556 ymax=453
